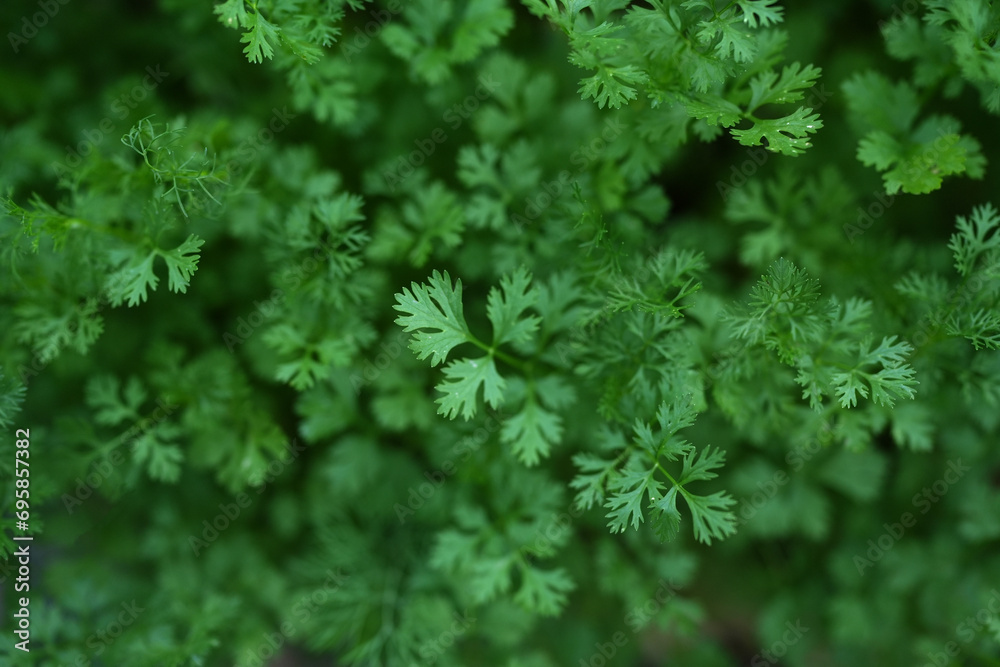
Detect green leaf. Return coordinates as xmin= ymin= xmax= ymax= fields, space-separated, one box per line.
xmin=729 ymin=257 xmax=825 ymax=360
xmin=500 ymin=396 xmax=563 ymax=465
xmin=650 ymin=489 xmax=683 ymax=542
xmin=731 ymin=107 xmax=823 ymax=156
xmin=457 ymin=144 xmax=502 ymax=189
xmin=745 ymin=63 xmax=823 ymax=111
xmin=674 ymin=447 xmax=736 ymax=544
xmin=682 ymin=489 xmax=737 ymax=545
xmin=854 ymin=112 xmax=985 ymax=195
xmin=487 ymin=267 xmax=541 ymax=346
xmin=214 ymin=0 xmax=249 ymax=29
xmin=949 ymin=203 xmax=1000 ymax=277
xmin=106 ymin=251 xmax=158 ymax=308
xmin=266 ymin=326 xmax=357 ymax=390
xmin=873 ymin=132 xmax=971 ymax=195
xmin=946 ymin=309 xmax=1000 ymax=350
xmin=514 ymin=565 xmax=575 ymax=616
xmin=682 ymin=93 xmax=743 ymax=128
xmin=718 ymin=24 xmax=756 ymax=64
xmin=131 ymin=421 xmax=184 ymax=483
xmin=13 ymin=298 xmax=104 ymax=363
xmin=678 ymin=445 xmax=727 ymax=484
xmin=470 ymin=556 xmax=515 ymax=604
xmin=738 ymin=0 xmax=784 ymax=27
xmin=86 ymin=375 xmax=147 ymax=426
xmin=241 ymin=11 xmax=280 ymax=63
xmin=856 ymin=131 xmax=901 ymax=171
xmin=832 ymin=371 xmax=869 ymax=408
xmin=162 ymin=234 xmax=205 ymax=293
xmin=832 ymin=336 xmax=918 ymax=408
xmin=605 ymin=466 xmax=662 ymax=533
xmin=842 ymin=71 xmax=920 ymax=134
xmin=394 ymin=270 xmax=474 ymax=367
xmin=451 ymin=0 xmax=515 ymax=62
xmin=866 ymin=364 xmax=918 ymax=407
xmin=570 ymin=452 xmax=620 ymax=510
xmin=0 ymin=373 xmax=26 ymax=430
xmin=818 ymin=448 xmax=888 ymax=502
xmin=578 ymin=65 xmax=648 ymax=109
xmin=436 ymin=357 xmax=506 ymax=420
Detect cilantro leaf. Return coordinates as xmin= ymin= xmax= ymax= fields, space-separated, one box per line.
xmin=266 ymin=324 xmax=360 ymax=390
xmin=745 ymin=63 xmax=823 ymax=111
xmin=949 ymin=203 xmax=1000 ymax=277
xmin=842 ymin=70 xmax=920 ymax=134
xmin=85 ymin=375 xmax=147 ymax=426
xmin=487 ymin=266 xmax=541 ymax=346
xmin=394 ymin=270 xmax=474 ymax=367
xmin=738 ymin=0 xmax=784 ymax=27
xmin=946 ymin=309 xmax=1000 ymax=351
xmin=105 ymin=236 xmax=206 ymax=307
xmin=605 ymin=465 xmax=662 ymax=533
xmin=106 ymin=251 xmax=159 ymax=307
xmin=131 ymin=420 xmax=185 ymax=483
xmin=570 ymin=451 xmax=621 ymax=511
xmin=0 ymin=373 xmax=26 ymax=430
xmin=590 ymin=396 xmax=736 ymax=544
xmin=729 ymin=257 xmax=825 ymax=360
xmin=241 ymin=11 xmax=280 ymax=63
xmin=578 ymin=64 xmax=648 ymax=109
xmin=14 ymin=298 xmax=104 ymax=363
xmin=513 ymin=565 xmax=575 ymax=616
xmin=436 ymin=357 xmax=506 ymax=420
xmin=162 ymin=234 xmax=205 ymax=293
xmin=832 ymin=336 xmax=918 ymax=408
xmin=500 ymin=395 xmax=563 ymax=465
xmin=731 ymin=107 xmax=824 ymax=156
xmin=682 ymin=93 xmax=743 ymax=127
xmin=214 ymin=0 xmax=249 ymax=29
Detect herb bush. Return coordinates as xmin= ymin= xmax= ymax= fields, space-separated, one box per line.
xmin=2 ymin=0 xmax=1000 ymax=665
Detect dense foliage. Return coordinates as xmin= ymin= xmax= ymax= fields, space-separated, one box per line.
xmin=2 ymin=0 xmax=1000 ymax=665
